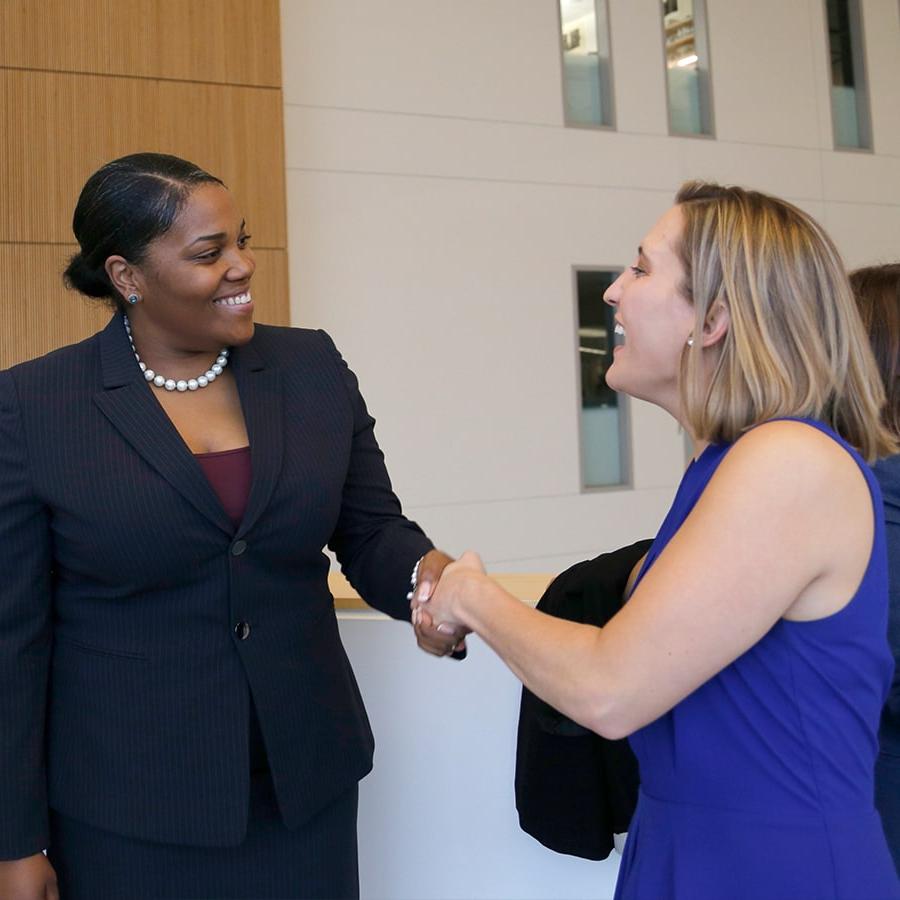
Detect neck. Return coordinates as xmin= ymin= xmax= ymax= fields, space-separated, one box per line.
xmin=124 ymin=314 xmax=226 ymax=381
xmin=670 ymin=409 xmax=708 ymax=461
xmin=123 ymin=314 xmax=230 ymax=392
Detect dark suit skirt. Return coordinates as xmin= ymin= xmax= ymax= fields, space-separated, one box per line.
xmin=47 ymin=770 xmax=359 ymax=900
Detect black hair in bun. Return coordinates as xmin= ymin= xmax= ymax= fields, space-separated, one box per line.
xmin=63 ymin=152 xmax=224 ymax=310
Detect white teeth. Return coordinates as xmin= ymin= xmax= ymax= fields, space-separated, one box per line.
xmin=614 ymin=323 xmax=625 ymax=335
xmin=214 ymin=292 xmax=252 ymax=307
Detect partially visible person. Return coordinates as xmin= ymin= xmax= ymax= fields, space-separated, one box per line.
xmin=417 ymin=185 xmax=900 ymax=899
xmin=851 ymin=262 xmax=900 ymax=873
xmin=0 ymin=152 xmax=463 ymax=900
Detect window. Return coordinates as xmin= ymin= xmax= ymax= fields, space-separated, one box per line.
xmin=559 ymin=0 xmax=615 ymax=128
xmin=576 ymin=269 xmax=629 ymax=487
xmin=825 ymin=0 xmax=871 ymax=149
xmin=661 ymin=0 xmax=713 ymax=136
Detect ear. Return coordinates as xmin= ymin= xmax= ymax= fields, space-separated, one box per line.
xmin=105 ymin=255 xmax=142 ymax=302
xmin=701 ymin=298 xmax=730 ymax=348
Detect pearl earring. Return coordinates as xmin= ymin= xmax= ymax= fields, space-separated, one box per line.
xmin=127 ymin=293 xmax=141 ymax=305
xmin=687 ymin=337 xmax=694 ymax=347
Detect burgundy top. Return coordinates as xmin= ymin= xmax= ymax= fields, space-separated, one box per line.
xmin=194 ymin=446 xmax=252 ymax=531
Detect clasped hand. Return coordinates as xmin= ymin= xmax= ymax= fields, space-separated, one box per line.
xmin=410 ymin=550 xmax=486 ymax=660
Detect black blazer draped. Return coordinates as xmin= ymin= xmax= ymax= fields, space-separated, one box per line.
xmin=515 ymin=540 xmax=651 ymax=860
xmin=0 ymin=315 xmax=432 ymax=859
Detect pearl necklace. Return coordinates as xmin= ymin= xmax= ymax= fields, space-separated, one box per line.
xmin=123 ymin=314 xmax=230 ymax=392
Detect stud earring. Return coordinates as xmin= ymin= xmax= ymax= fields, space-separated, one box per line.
xmin=687 ymin=337 xmax=694 ymax=347
xmin=127 ymin=293 xmax=141 ymax=305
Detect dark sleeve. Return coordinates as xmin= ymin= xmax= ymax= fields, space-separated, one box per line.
xmin=0 ymin=372 xmax=52 ymax=859
xmin=319 ymin=332 xmax=434 ymax=621
xmin=881 ymin=517 xmax=900 ymax=730
xmin=874 ymin=460 xmax=900 ymax=746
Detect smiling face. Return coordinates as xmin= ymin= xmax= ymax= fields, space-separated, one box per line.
xmin=125 ymin=183 xmax=256 ymax=353
xmin=603 ymin=205 xmax=696 ymax=418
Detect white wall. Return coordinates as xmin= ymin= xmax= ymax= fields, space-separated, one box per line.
xmin=281 ymin=0 xmax=900 ymax=572
xmin=280 ymin=2 xmax=900 ymax=897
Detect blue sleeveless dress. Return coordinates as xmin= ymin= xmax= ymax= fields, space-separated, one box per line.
xmin=614 ymin=419 xmax=900 ymax=900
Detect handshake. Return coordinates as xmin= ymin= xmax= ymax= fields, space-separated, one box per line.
xmin=407 ymin=549 xmax=488 ymax=661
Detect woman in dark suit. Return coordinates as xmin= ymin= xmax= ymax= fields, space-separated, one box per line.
xmin=0 ymin=152 xmax=460 ymax=900
xmin=851 ymin=263 xmax=900 ymax=873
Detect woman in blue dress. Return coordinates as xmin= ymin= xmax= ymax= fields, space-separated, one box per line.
xmin=851 ymin=263 xmax=900 ymax=873
xmin=416 ymin=183 xmax=900 ymax=899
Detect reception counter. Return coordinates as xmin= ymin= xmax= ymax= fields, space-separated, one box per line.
xmin=329 ymin=571 xmax=555 ymax=609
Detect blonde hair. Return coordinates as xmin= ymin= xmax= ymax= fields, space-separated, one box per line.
xmin=675 ymin=181 xmax=896 ymax=461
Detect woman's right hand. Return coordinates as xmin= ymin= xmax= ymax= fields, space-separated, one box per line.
xmin=0 ymin=853 xmax=59 ymax=899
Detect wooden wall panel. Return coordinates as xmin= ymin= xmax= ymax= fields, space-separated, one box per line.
xmin=0 ymin=247 xmax=289 ymax=370
xmin=1 ymin=0 xmax=288 ymax=369
xmin=250 ymin=249 xmax=291 ymax=332
xmin=0 ymin=0 xmax=281 ymax=86
xmin=0 ymin=245 xmax=111 ymax=369
xmin=155 ymin=80 xmax=287 ymax=247
xmin=2 ymin=69 xmax=286 ymax=247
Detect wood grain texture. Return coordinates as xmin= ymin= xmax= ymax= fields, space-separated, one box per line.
xmin=0 ymin=0 xmax=281 ymax=87
xmin=328 ymin=571 xmax=555 ymax=610
xmin=0 ymin=246 xmax=289 ymax=370
xmin=1 ymin=0 xmax=288 ymax=373
xmin=2 ymin=69 xmax=286 ymax=247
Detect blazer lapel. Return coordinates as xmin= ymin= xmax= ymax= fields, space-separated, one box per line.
xmin=230 ymin=337 xmax=284 ymax=537
xmin=92 ymin=315 xmax=234 ymax=534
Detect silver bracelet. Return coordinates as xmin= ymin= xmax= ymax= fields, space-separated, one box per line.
xmin=406 ymin=555 xmax=424 ymax=601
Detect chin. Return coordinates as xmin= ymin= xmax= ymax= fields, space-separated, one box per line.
xmin=605 ymin=369 xmax=652 ymax=406
xmin=604 ymin=365 xmax=623 ymax=393
xmin=224 ymin=320 xmax=255 ymax=347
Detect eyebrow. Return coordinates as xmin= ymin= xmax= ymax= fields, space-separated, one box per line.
xmin=637 ymin=245 xmax=652 ymax=264
xmin=188 ymin=220 xmax=246 ymax=246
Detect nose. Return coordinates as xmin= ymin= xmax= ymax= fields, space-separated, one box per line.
xmin=226 ymin=245 xmax=255 ymax=281
xmin=604 ymin=270 xmax=626 ymax=307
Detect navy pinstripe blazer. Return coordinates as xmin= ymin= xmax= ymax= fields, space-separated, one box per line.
xmin=0 ymin=315 xmax=432 ymax=859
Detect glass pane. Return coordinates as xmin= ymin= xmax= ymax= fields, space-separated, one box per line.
xmin=662 ymin=0 xmax=712 ymax=136
xmin=826 ymin=0 xmax=871 ymax=149
xmin=577 ymin=270 xmax=625 ymax=487
xmin=831 ymin=84 xmax=862 ymax=146
xmin=560 ymin=0 xmax=614 ymax=127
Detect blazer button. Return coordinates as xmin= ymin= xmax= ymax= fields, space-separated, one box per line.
xmin=231 ymin=539 xmax=248 ymax=557
xmin=234 ymin=621 xmax=251 ymax=641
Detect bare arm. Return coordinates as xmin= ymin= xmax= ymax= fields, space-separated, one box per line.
xmin=425 ymin=421 xmax=874 ymax=738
